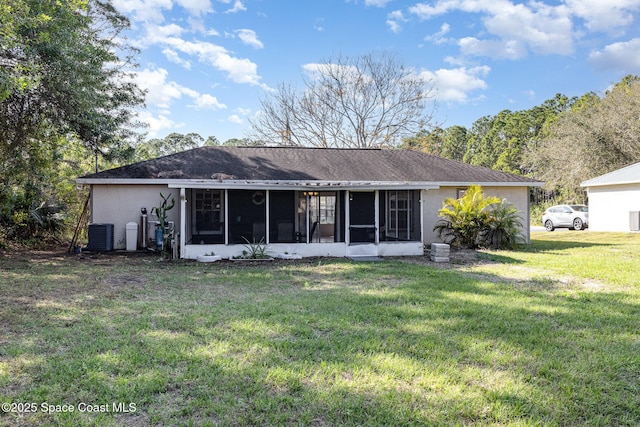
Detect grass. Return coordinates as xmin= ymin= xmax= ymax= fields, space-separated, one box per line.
xmin=1 ymin=232 xmax=639 ymax=426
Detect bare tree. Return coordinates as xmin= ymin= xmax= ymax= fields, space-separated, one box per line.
xmin=531 ymin=75 xmax=640 ymax=200
xmin=251 ymin=53 xmax=436 ymax=148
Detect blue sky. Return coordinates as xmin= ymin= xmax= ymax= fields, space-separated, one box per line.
xmin=112 ymin=0 xmax=640 ymax=143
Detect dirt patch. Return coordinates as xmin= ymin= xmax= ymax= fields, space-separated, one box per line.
xmin=396 ymin=248 xmax=488 ymax=269
xmin=102 ymin=274 xmax=149 ymax=287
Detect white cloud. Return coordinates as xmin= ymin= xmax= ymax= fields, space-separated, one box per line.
xmin=224 ymin=0 xmax=247 ymax=13
xmin=228 ymin=114 xmax=243 ymax=124
xmin=111 ymin=0 xmax=173 ymax=23
xmin=408 ymin=0 xmax=574 ymax=58
xmin=302 ymin=63 xmax=365 ymax=85
xmin=418 ymin=65 xmax=490 ymax=103
xmin=235 ymin=107 xmax=252 ymax=116
xmin=365 ymin=0 xmax=393 ymax=6
xmin=175 ymin=0 xmax=212 ymax=16
xmin=459 ymin=37 xmax=527 ymax=59
xmin=192 ymin=93 xmax=227 ymax=110
xmin=386 ymin=10 xmax=407 ymax=33
xmin=143 ymin=23 xmax=186 ymax=45
xmin=162 ymin=48 xmax=192 ymax=69
xmin=137 ymin=111 xmax=184 ymax=138
xmin=589 ymin=38 xmax=640 ymax=72
xmin=132 ymin=67 xmax=227 ymax=111
xmin=134 ymin=68 xmax=184 ymax=108
xmin=157 ymin=37 xmax=268 ymax=88
xmin=235 ymin=29 xmax=264 ymax=49
xmin=424 ymin=22 xmax=451 ymax=44
xmin=565 ymin=0 xmax=639 ymax=33
xmin=314 ymin=18 xmax=325 ymax=32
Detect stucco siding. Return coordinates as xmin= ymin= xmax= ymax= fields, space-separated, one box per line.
xmin=90 ymin=185 xmax=180 ymax=249
xmin=422 ymin=186 xmax=531 ymax=244
xmin=586 ymin=184 xmax=640 ymax=232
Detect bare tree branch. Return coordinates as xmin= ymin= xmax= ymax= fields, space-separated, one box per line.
xmin=251 ymin=52 xmax=436 ymax=148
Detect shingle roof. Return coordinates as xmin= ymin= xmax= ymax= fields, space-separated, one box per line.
xmin=581 ymin=161 xmax=640 ymax=187
xmin=79 ymin=146 xmax=542 ymax=185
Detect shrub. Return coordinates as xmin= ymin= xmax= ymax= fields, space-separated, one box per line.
xmin=479 ymin=201 xmax=524 ymax=249
xmin=433 ymin=185 xmax=523 ymax=250
xmin=239 ymin=237 xmax=270 ymax=259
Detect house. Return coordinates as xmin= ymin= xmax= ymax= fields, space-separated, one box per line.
xmin=76 ymin=146 xmax=543 ymax=259
xmin=581 ymin=161 xmax=640 ymax=232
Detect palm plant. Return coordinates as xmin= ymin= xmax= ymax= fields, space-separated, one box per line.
xmin=433 ymin=185 xmax=501 ymax=249
xmin=479 ymin=201 xmax=524 ymax=249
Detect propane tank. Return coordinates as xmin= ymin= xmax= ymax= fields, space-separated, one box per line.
xmin=140 ymin=208 xmax=148 ymax=249
xmin=155 ymin=224 xmax=163 ymax=251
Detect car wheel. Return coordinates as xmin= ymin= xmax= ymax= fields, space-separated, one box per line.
xmin=544 ymin=220 xmax=555 ymax=231
xmin=573 ymin=218 xmax=584 ymax=231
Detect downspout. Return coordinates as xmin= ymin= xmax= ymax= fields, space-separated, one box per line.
xmin=180 ymin=188 xmax=186 ymax=259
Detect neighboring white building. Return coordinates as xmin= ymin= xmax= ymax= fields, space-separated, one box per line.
xmin=581 ymin=162 xmax=640 ymax=232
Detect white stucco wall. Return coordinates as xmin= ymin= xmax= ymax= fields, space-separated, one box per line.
xmin=90 ymin=185 xmax=180 ymax=250
xmin=586 ymin=184 xmax=640 ymax=232
xmin=89 ymin=183 xmax=532 ymax=253
xmin=422 ymin=186 xmax=531 ymax=244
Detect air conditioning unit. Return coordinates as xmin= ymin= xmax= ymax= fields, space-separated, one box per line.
xmin=630 ymin=211 xmax=640 ymax=232
xmin=86 ymin=223 xmax=114 ymax=251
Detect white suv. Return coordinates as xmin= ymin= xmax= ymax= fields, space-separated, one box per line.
xmin=542 ymin=205 xmax=589 ymax=231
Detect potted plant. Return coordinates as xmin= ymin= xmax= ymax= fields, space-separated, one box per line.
xmin=197 ymin=251 xmax=222 ymax=263
xmin=231 ymin=237 xmax=273 ymax=261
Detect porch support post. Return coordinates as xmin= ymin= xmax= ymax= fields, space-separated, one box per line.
xmin=374 ymin=190 xmax=380 ymax=245
xmin=179 ymin=187 xmax=186 ymax=259
xmin=420 ymin=190 xmax=425 ymax=245
xmin=224 ymin=189 xmax=229 ymax=245
xmin=265 ymin=189 xmax=270 ymax=244
xmin=345 ymin=191 xmax=350 ymax=246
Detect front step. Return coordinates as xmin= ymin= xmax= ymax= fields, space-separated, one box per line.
xmin=347 ymin=243 xmax=378 ymax=258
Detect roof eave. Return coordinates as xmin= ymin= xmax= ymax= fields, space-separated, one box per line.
xmin=76 ymin=177 xmax=544 ymax=189
xmin=581 ymin=180 xmax=640 ymax=188
xmin=435 ymin=181 xmax=545 ymax=188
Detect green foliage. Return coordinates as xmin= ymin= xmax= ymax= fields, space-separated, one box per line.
xmin=134 ymin=132 xmax=204 ymax=161
xmin=532 ymin=75 xmax=640 ymax=200
xmin=479 ymin=201 xmax=524 ymax=249
xmin=406 ymin=93 xmax=574 ymax=180
xmin=239 ymin=236 xmax=270 ymax=259
xmin=433 ymin=185 xmax=522 ymax=249
xmin=152 ymin=192 xmax=175 ymax=257
xmin=0 ymin=0 xmax=145 ymax=241
xmin=400 ymin=126 xmax=468 ymax=162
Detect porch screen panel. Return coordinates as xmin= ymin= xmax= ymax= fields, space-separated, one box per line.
xmin=228 ymin=190 xmax=266 ymax=244
xmin=382 ymin=190 xmax=421 ymax=242
xmin=349 ymin=192 xmax=376 ymax=243
xmin=410 ymin=190 xmax=421 ymax=241
xmin=269 ymin=191 xmax=296 ymax=243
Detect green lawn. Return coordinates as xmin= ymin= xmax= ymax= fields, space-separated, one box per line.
xmin=1 ymin=232 xmax=639 ymax=426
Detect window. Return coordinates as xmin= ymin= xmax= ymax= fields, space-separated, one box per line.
xmin=193 ymin=190 xmax=223 ymax=234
